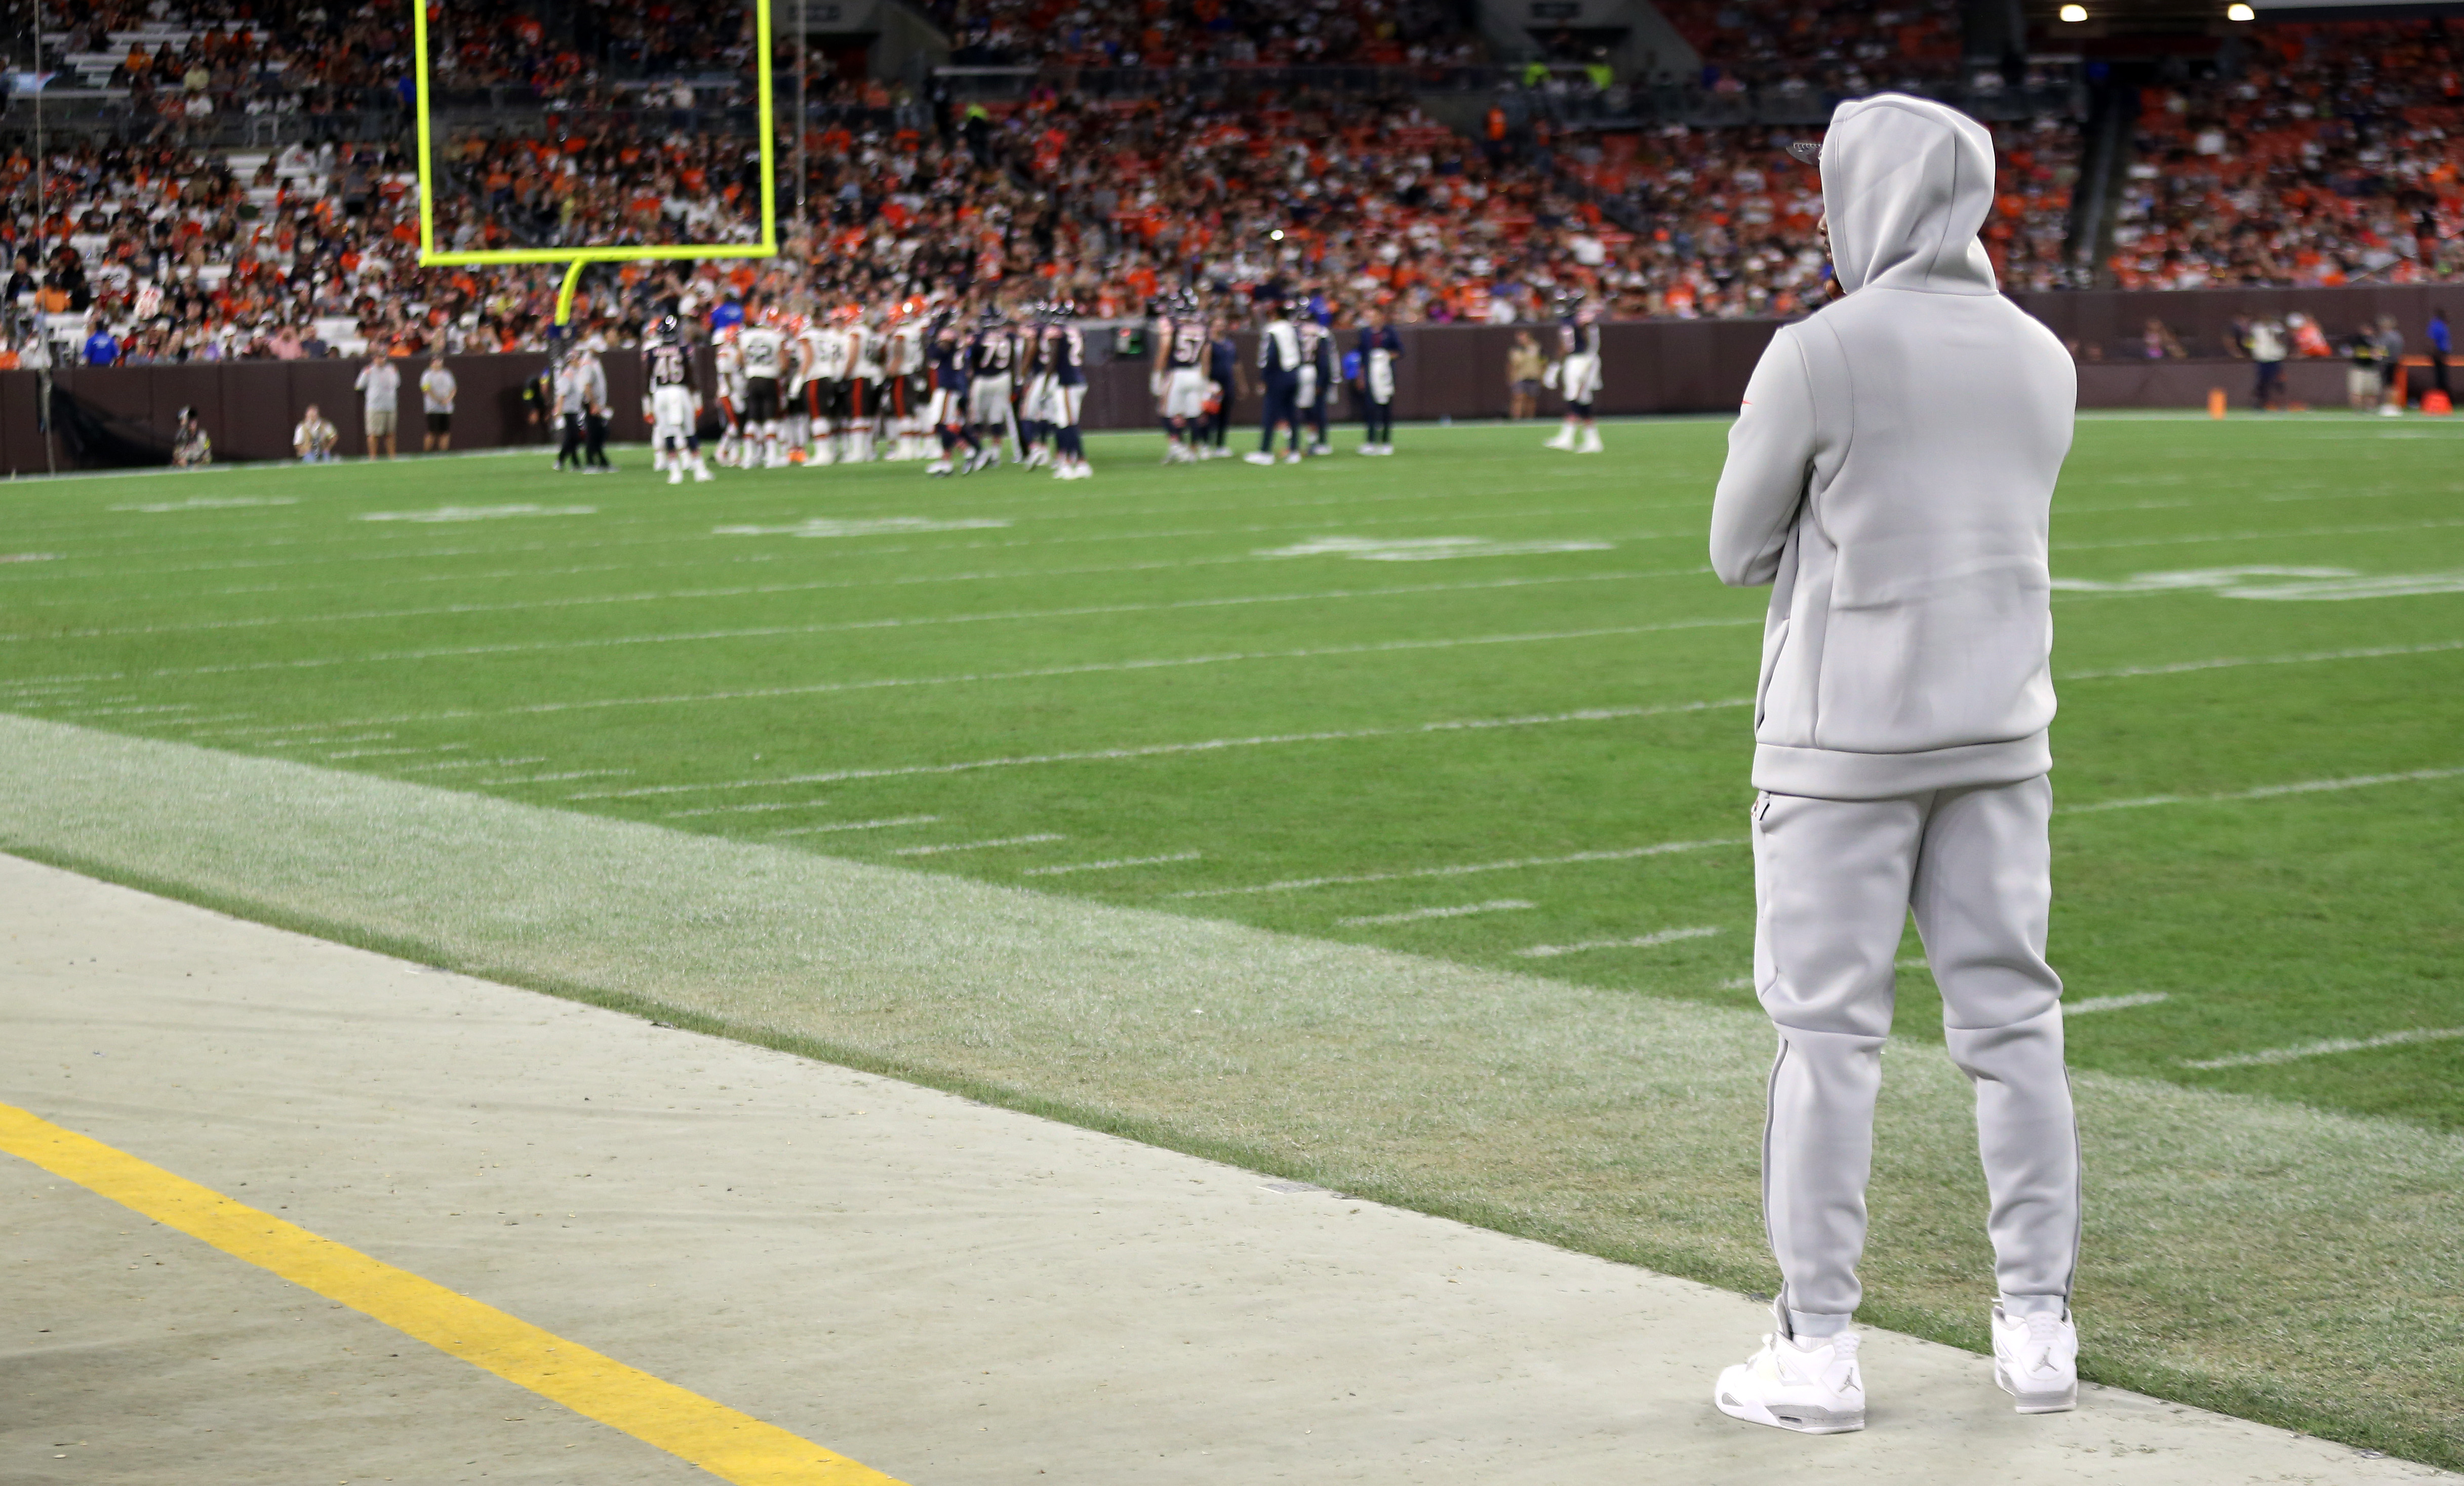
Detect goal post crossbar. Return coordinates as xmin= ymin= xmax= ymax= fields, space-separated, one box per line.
xmin=408 ymin=0 xmax=781 ymax=322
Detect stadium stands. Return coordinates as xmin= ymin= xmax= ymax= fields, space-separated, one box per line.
xmin=11 ymin=0 xmax=2457 ymax=367
xmin=2109 ymin=20 xmax=2464 ymax=289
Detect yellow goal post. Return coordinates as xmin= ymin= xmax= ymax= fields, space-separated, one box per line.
xmin=408 ymin=0 xmax=780 ymax=327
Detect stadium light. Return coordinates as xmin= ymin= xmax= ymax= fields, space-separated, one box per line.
xmin=2058 ymin=4 xmax=2088 ymax=20
xmin=2226 ymin=2 xmax=2254 ymax=17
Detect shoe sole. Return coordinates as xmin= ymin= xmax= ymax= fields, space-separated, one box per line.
xmin=1994 ymin=1362 xmax=2078 ymax=1414
xmin=1717 ymin=1391 xmax=1864 ymax=1434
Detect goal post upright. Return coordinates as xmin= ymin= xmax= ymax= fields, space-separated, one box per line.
xmin=410 ymin=0 xmax=781 ymax=328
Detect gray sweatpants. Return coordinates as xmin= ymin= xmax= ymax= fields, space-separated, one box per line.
xmin=1751 ymin=775 xmax=2080 ymax=1337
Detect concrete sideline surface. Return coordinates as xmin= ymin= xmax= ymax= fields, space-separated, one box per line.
xmin=2 ymin=713 xmax=2461 ymax=1466
xmin=4 ymin=855 xmax=2449 ymax=1485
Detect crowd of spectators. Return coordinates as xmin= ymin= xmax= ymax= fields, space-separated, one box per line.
xmin=39 ymin=3 xmax=2464 ymax=366
xmin=1653 ymin=0 xmax=1963 ymax=92
xmin=2110 ymin=20 xmax=2464 ymax=289
xmin=932 ymin=0 xmax=1484 ymax=69
xmin=3 ymin=79 xmax=2091 ymax=368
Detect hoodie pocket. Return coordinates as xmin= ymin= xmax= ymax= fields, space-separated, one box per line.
xmin=1754 ymin=618 xmax=1789 ymax=733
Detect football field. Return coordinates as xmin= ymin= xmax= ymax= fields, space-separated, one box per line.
xmin=4 ymin=415 xmax=2460 ymax=1465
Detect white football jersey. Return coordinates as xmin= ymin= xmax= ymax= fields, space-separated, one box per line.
xmin=811 ymin=326 xmax=853 ymax=381
xmin=739 ymin=325 xmax=787 ymax=380
xmin=889 ymin=322 xmax=926 ymax=376
xmin=714 ymin=341 xmax=746 ymax=398
xmin=851 ymin=326 xmax=885 ymax=380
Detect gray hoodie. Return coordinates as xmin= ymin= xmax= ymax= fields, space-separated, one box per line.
xmin=1710 ymin=94 xmax=2076 ymax=799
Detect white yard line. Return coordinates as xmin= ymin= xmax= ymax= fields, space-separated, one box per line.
xmin=2061 ymin=766 xmax=2464 ymax=814
xmin=2057 ymin=638 xmax=2464 ymax=681
xmin=662 ymin=800 xmax=835 ymax=819
xmin=325 ymin=743 xmax=467 ymax=761
xmin=2179 ymin=1026 xmax=2464 ymax=1071
xmin=393 ymin=756 xmax=548 ymax=773
xmin=890 ymin=833 xmax=1069 ymax=857
xmin=2052 ymin=516 xmax=2464 ymax=552
xmin=1021 ymin=852 xmax=1205 ymax=876
xmin=182 ymin=617 xmax=1759 ymax=733
xmin=264 ymin=732 xmax=395 ymax=749
xmin=768 ymin=815 xmax=941 ymax=837
xmin=1174 ymin=837 xmax=1742 ymax=900
xmin=1336 ymin=900 xmax=1537 ymax=927
xmin=2068 ymin=992 xmax=2171 ymax=1015
xmin=1514 ymin=927 xmax=1723 ymax=959
xmin=24 ymin=574 xmax=1722 ymax=685
xmin=480 ymin=769 xmax=634 ymax=785
xmin=569 ymin=698 xmax=1754 ymax=801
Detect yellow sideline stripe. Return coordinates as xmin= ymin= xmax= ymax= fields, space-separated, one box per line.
xmin=0 ymin=1100 xmax=904 ymax=1485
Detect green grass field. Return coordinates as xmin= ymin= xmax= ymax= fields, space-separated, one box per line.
xmin=4 ymin=415 xmax=2461 ymax=1460
xmin=8 ymin=417 xmax=2459 ymax=1121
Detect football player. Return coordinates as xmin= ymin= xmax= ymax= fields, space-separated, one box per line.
xmin=642 ymin=314 xmax=714 ymax=484
xmin=712 ymin=325 xmax=747 ymax=468
xmin=846 ymin=305 xmax=883 ymax=464
xmin=1017 ymin=302 xmax=1057 ymax=470
xmin=1248 ymin=293 xmax=1305 ymax=465
xmin=1545 ymin=296 xmax=1605 ymax=454
xmin=1045 ymin=301 xmax=1091 ymax=480
xmin=1157 ymin=290 xmax=1211 ymax=464
xmin=924 ymin=312 xmax=979 ymax=477
xmin=737 ymin=301 xmax=790 ymax=468
xmin=1206 ymin=314 xmax=1242 ymax=458
xmin=1357 ymin=310 xmax=1403 ymax=456
xmin=1298 ymin=310 xmax=1335 ymax=456
xmin=965 ymin=307 xmax=1018 ymax=472
xmin=802 ymin=308 xmax=853 ymax=466
xmin=885 ymin=300 xmax=930 ymax=462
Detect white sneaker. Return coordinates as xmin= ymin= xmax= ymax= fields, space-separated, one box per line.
xmin=925 ymin=460 xmax=953 ymax=477
xmin=692 ymin=465 xmax=714 ymax=483
xmin=1991 ymin=1304 xmax=2078 ymax=1414
xmin=1544 ymin=427 xmax=1576 ymax=451
xmin=1715 ymin=1329 xmax=1865 ymax=1434
xmin=1577 ymin=429 xmax=1604 ymax=454
xmin=1243 ymin=451 xmax=1275 ymax=465
xmin=667 ymin=468 xmax=683 ymax=485
xmin=1283 ymin=450 xmax=1303 ymax=464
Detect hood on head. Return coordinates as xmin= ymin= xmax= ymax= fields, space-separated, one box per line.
xmin=1820 ymin=93 xmax=1999 ymax=296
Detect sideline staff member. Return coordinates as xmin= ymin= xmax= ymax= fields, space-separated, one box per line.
xmin=354 ymin=351 xmax=401 ymax=459
xmin=420 ymin=354 xmax=458 ymax=451
xmin=1707 ymin=93 xmax=2082 ymax=1435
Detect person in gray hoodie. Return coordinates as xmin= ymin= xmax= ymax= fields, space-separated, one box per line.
xmin=1707 ymin=94 xmax=2082 ymax=1434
